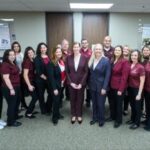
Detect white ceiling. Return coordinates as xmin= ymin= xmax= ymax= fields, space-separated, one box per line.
xmin=0 ymin=0 xmax=150 ymax=12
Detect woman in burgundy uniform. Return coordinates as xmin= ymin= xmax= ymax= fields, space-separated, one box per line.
xmin=11 ymin=41 xmax=27 ymax=110
xmin=1 ymin=49 xmax=22 ymax=127
xmin=22 ymin=47 xmax=38 ymax=118
xmin=66 ymin=42 xmax=88 ymax=124
xmin=110 ymin=45 xmax=130 ymax=128
xmin=141 ymin=46 xmax=150 ymax=131
xmin=127 ymin=50 xmax=145 ymax=129
xmin=34 ymin=43 xmax=51 ymax=114
xmin=123 ymin=45 xmax=131 ymax=116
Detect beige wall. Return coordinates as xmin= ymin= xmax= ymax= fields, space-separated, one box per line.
xmin=0 ymin=12 xmax=46 ymax=55
xmin=109 ymin=13 xmax=150 ymax=49
xmin=1 ymin=12 xmax=150 ymax=56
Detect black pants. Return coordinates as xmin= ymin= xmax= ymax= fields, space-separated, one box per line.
xmin=128 ymin=87 xmax=142 ymax=126
xmin=52 ymin=89 xmax=61 ymax=121
xmin=20 ymin=76 xmax=28 ymax=108
xmin=2 ymin=86 xmax=21 ymax=125
xmin=110 ymin=89 xmax=125 ymax=124
xmin=124 ymin=91 xmax=130 ymax=111
xmin=25 ymin=83 xmax=38 ymax=114
xmin=36 ymin=80 xmax=52 ymax=114
xmin=144 ymin=91 xmax=150 ymax=128
xmin=0 ymin=88 xmax=3 ymax=118
xmin=86 ymin=88 xmax=91 ymax=104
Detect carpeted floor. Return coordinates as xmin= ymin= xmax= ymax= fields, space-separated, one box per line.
xmin=0 ymin=98 xmax=150 ymax=150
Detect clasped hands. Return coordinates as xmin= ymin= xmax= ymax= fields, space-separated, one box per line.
xmin=70 ymin=83 xmax=82 ymax=89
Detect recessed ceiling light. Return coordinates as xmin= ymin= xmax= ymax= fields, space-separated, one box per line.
xmin=0 ymin=18 xmax=14 ymax=21
xmin=70 ymin=3 xmax=114 ymax=9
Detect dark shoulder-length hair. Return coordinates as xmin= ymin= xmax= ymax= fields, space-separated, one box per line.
xmin=112 ymin=45 xmax=123 ymax=62
xmin=3 ymin=49 xmax=16 ymax=63
xmin=11 ymin=41 xmax=21 ymax=52
xmin=36 ymin=42 xmax=48 ymax=57
xmin=51 ymin=47 xmax=62 ymax=65
xmin=23 ymin=46 xmax=35 ymax=61
xmin=129 ymin=49 xmax=142 ymax=63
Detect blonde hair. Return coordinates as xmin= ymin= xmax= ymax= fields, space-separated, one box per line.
xmin=88 ymin=43 xmax=104 ymax=68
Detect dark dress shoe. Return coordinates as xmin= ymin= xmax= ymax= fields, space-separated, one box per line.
xmin=105 ymin=117 xmax=113 ymax=122
xmin=99 ymin=123 xmax=104 ymax=127
xmin=114 ymin=122 xmax=121 ymax=128
xmin=123 ymin=111 xmax=128 ymax=116
xmin=144 ymin=126 xmax=150 ymax=131
xmin=129 ymin=124 xmax=139 ymax=129
xmin=78 ymin=120 xmax=82 ymax=124
xmin=126 ymin=120 xmax=134 ymax=125
xmin=8 ymin=121 xmax=22 ymax=127
xmin=52 ymin=119 xmax=58 ymax=125
xmin=90 ymin=120 xmax=97 ymax=125
xmin=25 ymin=114 xmax=36 ymax=119
xmin=16 ymin=115 xmax=23 ymax=120
xmin=58 ymin=114 xmax=64 ymax=120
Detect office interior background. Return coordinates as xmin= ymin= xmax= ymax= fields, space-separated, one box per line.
xmin=1 ymin=1 xmax=150 ymax=150
xmin=0 ymin=0 xmax=150 ymax=55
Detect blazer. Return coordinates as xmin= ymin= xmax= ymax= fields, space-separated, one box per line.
xmin=34 ymin=56 xmax=48 ymax=82
xmin=46 ymin=61 xmax=61 ymax=91
xmin=110 ymin=58 xmax=130 ymax=92
xmin=65 ymin=54 xmax=88 ymax=86
xmin=89 ymin=57 xmax=111 ymax=92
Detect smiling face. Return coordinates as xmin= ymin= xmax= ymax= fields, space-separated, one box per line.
xmin=114 ymin=46 xmax=122 ymax=58
xmin=123 ymin=46 xmax=130 ymax=56
xmin=62 ymin=40 xmax=69 ymax=51
xmin=94 ymin=44 xmax=103 ymax=58
xmin=55 ymin=48 xmax=62 ymax=59
xmin=27 ymin=49 xmax=35 ymax=60
xmin=131 ymin=51 xmax=139 ymax=63
xmin=103 ymin=36 xmax=111 ymax=48
xmin=142 ymin=47 xmax=150 ymax=58
xmin=13 ymin=44 xmax=20 ymax=53
xmin=40 ymin=44 xmax=47 ymax=55
xmin=8 ymin=51 xmax=16 ymax=62
xmin=81 ymin=40 xmax=88 ymax=49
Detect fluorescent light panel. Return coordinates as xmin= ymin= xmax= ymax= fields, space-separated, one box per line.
xmin=0 ymin=18 xmax=14 ymax=21
xmin=70 ymin=3 xmax=113 ymax=9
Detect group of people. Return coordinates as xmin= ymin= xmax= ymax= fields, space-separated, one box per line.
xmin=0 ymin=36 xmax=150 ymax=132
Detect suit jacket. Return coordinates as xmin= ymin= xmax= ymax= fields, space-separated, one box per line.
xmin=89 ymin=57 xmax=111 ymax=92
xmin=34 ymin=56 xmax=48 ymax=82
xmin=110 ymin=58 xmax=130 ymax=92
xmin=46 ymin=61 xmax=61 ymax=91
xmin=65 ymin=54 xmax=88 ymax=86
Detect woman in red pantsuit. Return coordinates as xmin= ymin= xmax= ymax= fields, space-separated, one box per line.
xmin=110 ymin=45 xmax=130 ymax=128
xmin=65 ymin=42 xmax=88 ymax=124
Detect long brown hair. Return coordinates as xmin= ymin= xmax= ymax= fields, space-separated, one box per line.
xmin=51 ymin=47 xmax=62 ymax=65
xmin=112 ymin=45 xmax=123 ymax=62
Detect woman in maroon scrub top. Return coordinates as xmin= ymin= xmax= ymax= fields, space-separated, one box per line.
xmin=22 ymin=47 xmax=38 ymax=119
xmin=110 ymin=45 xmax=130 ymax=128
xmin=1 ymin=49 xmax=22 ymax=127
xmin=141 ymin=46 xmax=150 ymax=131
xmin=127 ymin=50 xmax=145 ymax=129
